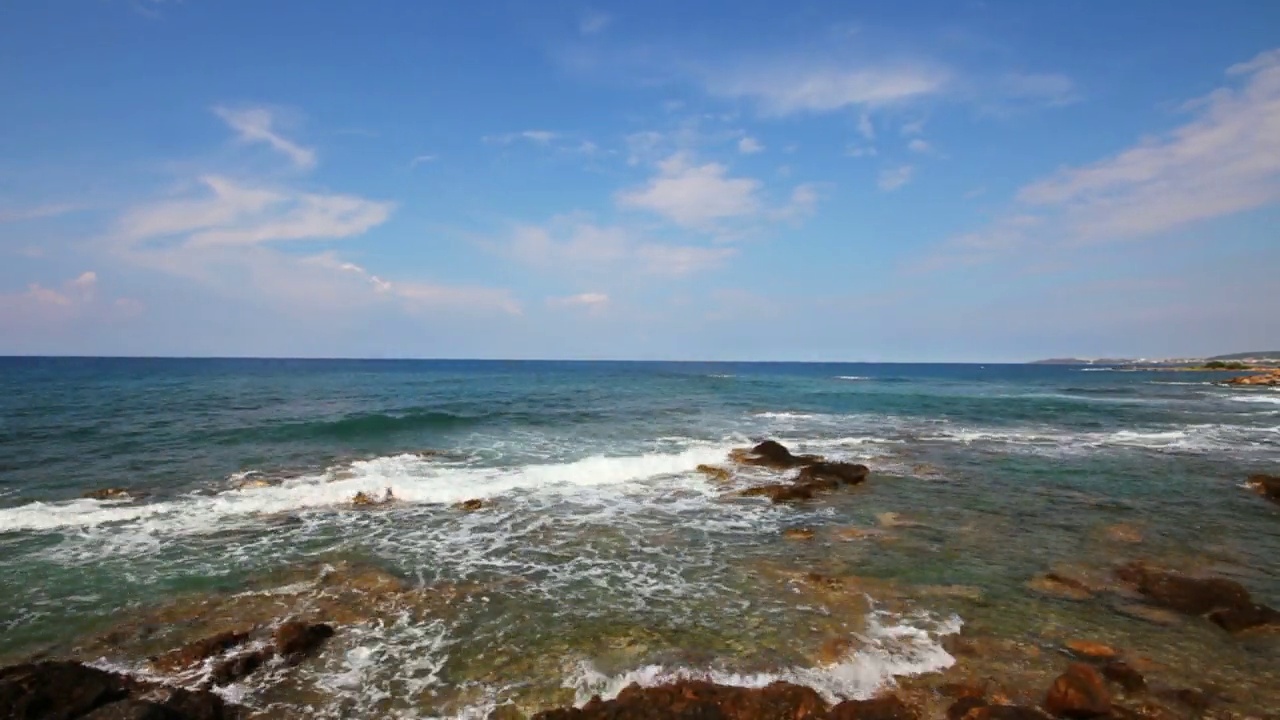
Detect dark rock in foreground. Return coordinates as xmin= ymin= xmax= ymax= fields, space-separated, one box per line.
xmin=0 ymin=661 xmax=242 ymax=720
xmin=1246 ymin=473 xmax=1280 ymax=504
xmin=731 ymin=440 xmax=870 ymax=504
xmin=533 ymin=680 xmax=832 ymax=720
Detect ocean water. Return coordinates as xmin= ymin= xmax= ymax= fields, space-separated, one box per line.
xmin=1 ymin=358 xmax=1278 ymax=717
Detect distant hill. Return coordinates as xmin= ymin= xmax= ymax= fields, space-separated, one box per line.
xmin=1208 ymin=351 xmax=1280 ymax=361
xmin=1028 ymin=358 xmax=1092 ymax=365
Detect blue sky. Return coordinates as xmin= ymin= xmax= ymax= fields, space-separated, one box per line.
xmin=1 ymin=0 xmax=1278 ymax=361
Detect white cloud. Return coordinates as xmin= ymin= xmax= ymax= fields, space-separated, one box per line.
xmin=878 ymin=165 xmax=914 ymax=191
xmin=409 ymin=154 xmax=437 ymax=168
xmin=549 ymin=292 xmax=610 ymax=312
xmin=857 ymin=112 xmax=875 ymax=140
xmin=771 ymin=183 xmax=821 ymax=221
xmin=501 ymin=217 xmax=735 ymax=278
xmin=579 ymin=11 xmax=611 ymax=35
xmin=704 ymin=61 xmax=949 ymax=115
xmin=900 ymin=119 xmax=926 ymax=136
xmin=0 ymin=270 xmax=140 ymax=328
xmin=738 ymin=136 xmax=764 ymax=154
xmin=616 ymin=153 xmax=762 ymax=228
xmin=0 ymin=203 xmax=82 ymax=223
xmin=846 ymin=145 xmax=878 ymax=158
xmin=928 ymin=47 xmax=1280 ymax=267
xmin=484 ymin=130 xmax=560 ymax=145
xmin=907 ymin=138 xmax=932 ymax=154
xmin=117 ymin=175 xmax=393 ymax=249
xmin=213 ymin=106 xmax=317 ymax=169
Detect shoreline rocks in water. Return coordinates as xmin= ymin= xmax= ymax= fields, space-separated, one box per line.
xmin=81 ymin=487 xmax=137 ymax=501
xmin=730 ymin=440 xmax=870 ymax=504
xmin=1114 ymin=561 xmax=1280 ymax=632
xmin=1219 ymin=368 xmax=1280 ymax=386
xmin=0 ymin=660 xmax=244 ymax=719
xmin=1245 ymin=473 xmax=1280 ymax=505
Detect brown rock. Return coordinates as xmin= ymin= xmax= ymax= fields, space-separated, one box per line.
xmin=731 ymin=440 xmax=824 ymax=470
xmin=1101 ymin=662 xmax=1146 ymax=694
xmin=1026 ymin=574 xmax=1093 ymax=602
xmin=940 ymin=683 xmax=987 ymax=700
xmin=150 ymin=629 xmax=252 ymax=672
xmin=947 ymin=697 xmax=988 ymax=720
xmin=828 ymin=695 xmax=917 ymax=720
xmin=1103 ymin=524 xmax=1144 ymax=544
xmin=1064 ymin=640 xmax=1118 ymax=661
xmin=815 ymin=637 xmax=855 ymax=665
xmin=532 ymin=680 xmax=828 ymax=720
xmin=1245 ymin=473 xmax=1280 ymax=504
xmin=456 ymin=498 xmax=486 ymax=512
xmin=1044 ymin=663 xmax=1111 ymax=718
xmin=836 ymin=527 xmax=885 ymax=541
xmin=953 ymin=702 xmax=1048 ymax=720
xmin=696 ymin=464 xmax=732 ymax=482
xmin=1114 ymin=562 xmax=1252 ymax=614
xmin=797 ymin=462 xmax=869 ymax=486
xmin=740 ymin=483 xmax=821 ymax=503
xmin=83 ymin=487 xmax=133 ymax=501
xmin=0 ymin=661 xmax=242 ymax=720
xmin=208 ymin=649 xmax=272 ymax=686
xmin=1208 ymin=601 xmax=1280 ymax=632
xmin=351 ymin=491 xmax=378 ymax=506
xmin=783 ymin=527 xmax=816 ymax=541
xmin=273 ymin=620 xmax=334 ymax=660
xmin=1167 ymin=688 xmax=1211 ymax=712
xmin=1113 ymin=603 xmax=1182 ymax=627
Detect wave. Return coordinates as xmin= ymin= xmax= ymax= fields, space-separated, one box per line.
xmin=0 ymin=444 xmax=739 ymax=534
xmin=1230 ymin=396 xmax=1280 ymax=405
xmin=565 ymin=610 xmax=960 ymax=705
xmin=835 ymin=376 xmax=869 ymax=381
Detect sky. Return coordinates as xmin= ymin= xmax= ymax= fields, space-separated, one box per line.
xmin=1 ymin=0 xmax=1279 ymax=362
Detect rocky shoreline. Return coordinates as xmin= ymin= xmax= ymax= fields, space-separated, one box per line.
xmin=4 ymin=441 xmax=1278 ymax=720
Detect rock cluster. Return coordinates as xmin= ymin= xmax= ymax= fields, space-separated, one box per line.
xmin=1246 ymin=473 xmax=1280 ymax=505
xmin=730 ymin=440 xmax=870 ymax=504
xmin=1219 ymin=368 xmax=1280 ymax=386
xmin=1114 ymin=561 xmax=1280 ymax=633
xmin=0 ymin=660 xmax=242 ymax=719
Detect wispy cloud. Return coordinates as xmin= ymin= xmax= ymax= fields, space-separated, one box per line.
xmin=579 ymin=11 xmax=612 ymax=36
xmin=483 ymin=130 xmax=560 ymax=145
xmin=737 ymin=136 xmax=764 ymax=154
xmin=500 ymin=216 xmax=736 ymax=278
xmin=616 ymin=152 xmax=762 ymax=228
xmin=0 ymin=203 xmax=83 ymax=224
xmin=923 ymin=48 xmax=1280 ymax=268
xmin=703 ymin=60 xmax=950 ymax=115
xmin=548 ymin=292 xmax=610 ymax=314
xmin=213 ymin=106 xmax=317 ymax=169
xmin=907 ymin=138 xmax=932 ymax=154
xmin=878 ymin=165 xmax=914 ymax=191
xmin=409 ymin=154 xmax=437 ymax=168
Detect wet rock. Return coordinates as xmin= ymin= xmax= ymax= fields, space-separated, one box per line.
xmin=1026 ymin=574 xmax=1093 ymax=602
xmin=1166 ymin=688 xmax=1211 ymax=713
xmin=1113 ymin=603 xmax=1182 ymax=627
xmin=1245 ymin=473 xmax=1280 ymax=504
xmin=730 ymin=440 xmax=823 ymax=470
xmin=939 ymin=683 xmax=987 ymax=700
xmin=1220 ymin=369 xmax=1280 ymax=386
xmin=1064 ymin=641 xmax=1118 ymax=661
xmin=828 ymin=695 xmax=917 ymax=720
xmin=783 ymin=527 xmax=816 ymax=541
xmin=961 ymin=708 xmax=1050 ymax=720
xmin=815 ymin=637 xmax=854 ymax=665
xmin=1102 ymin=524 xmax=1144 ymax=544
xmin=1101 ymin=662 xmax=1146 ymax=694
xmin=532 ymin=680 xmax=828 ymax=720
xmin=274 ymin=620 xmax=333 ymax=660
xmin=0 ymin=661 xmax=241 ymax=720
xmin=1208 ymin=601 xmax=1280 ymax=632
xmin=351 ymin=491 xmax=378 ymax=506
xmin=696 ymin=464 xmax=732 ymax=482
xmin=835 ymin=527 xmax=886 ymax=542
xmin=83 ymin=487 xmax=134 ymax=501
xmin=797 ymin=462 xmax=869 ymax=486
xmin=1044 ymin=663 xmax=1110 ymax=719
xmin=1114 ymin=562 xmax=1251 ymax=615
xmin=740 ymin=483 xmax=821 ymax=503
xmin=456 ymin=498 xmax=486 ymax=512
xmin=150 ymin=629 xmax=252 ymax=672
xmin=947 ymin=697 xmax=988 ymax=720
xmin=875 ymin=512 xmax=919 ymax=528
xmin=208 ymin=649 xmax=272 ymax=686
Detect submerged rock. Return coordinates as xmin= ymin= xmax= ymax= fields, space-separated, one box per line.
xmin=1026 ymin=574 xmax=1093 ymax=602
xmin=456 ymin=498 xmax=487 ymax=512
xmin=531 ymin=680 xmax=829 ymax=720
xmin=149 ymin=629 xmax=252 ymax=673
xmin=1101 ymin=661 xmax=1146 ymax=694
xmin=1044 ymin=663 xmax=1110 ymax=718
xmin=1112 ymin=603 xmax=1182 ymax=627
xmin=82 ymin=487 xmax=134 ymax=501
xmin=1245 ymin=473 xmax=1280 ymax=504
xmin=0 ymin=660 xmax=242 ymax=719
xmin=783 ymin=527 xmax=816 ymax=541
xmin=1114 ymin=561 xmax=1279 ymax=631
xmin=1101 ymin=524 xmax=1144 ymax=544
xmin=1063 ymin=641 xmax=1117 ymax=661
xmin=739 ymin=482 xmax=824 ymax=503
xmin=797 ymin=462 xmax=869 ymax=486
xmin=274 ymin=620 xmax=334 ymax=660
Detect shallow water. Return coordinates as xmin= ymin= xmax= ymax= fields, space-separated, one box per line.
xmin=1 ymin=359 xmax=1277 ymax=717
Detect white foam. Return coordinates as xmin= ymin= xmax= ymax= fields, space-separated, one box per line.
xmin=1230 ymin=395 xmax=1280 ymax=405
xmin=0 ymin=444 xmax=739 ymax=534
xmin=753 ymin=411 xmax=822 ymax=420
xmin=835 ymin=376 xmax=869 ymax=381
xmin=565 ymin=610 xmax=960 ymax=706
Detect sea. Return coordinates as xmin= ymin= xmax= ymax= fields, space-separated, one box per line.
xmin=1 ymin=358 xmax=1277 ymax=717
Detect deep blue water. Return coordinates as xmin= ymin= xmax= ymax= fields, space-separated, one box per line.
xmin=1 ymin=358 xmax=1277 ymax=717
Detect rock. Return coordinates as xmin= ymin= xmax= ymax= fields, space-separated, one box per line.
xmin=1166 ymin=688 xmax=1211 ymax=713
xmin=0 ymin=661 xmax=241 ymax=720
xmin=1044 ymin=663 xmax=1110 ymax=719
xmin=1207 ymin=602 xmax=1280 ymax=632
xmin=947 ymin=698 xmax=988 ymax=720
xmin=836 ymin=527 xmax=886 ymax=541
xmin=696 ymin=464 xmax=732 ymax=482
xmin=797 ymin=462 xmax=869 ymax=486
xmin=83 ymin=487 xmax=133 ymax=501
xmin=1026 ymin=574 xmax=1093 ymax=602
xmin=783 ymin=527 xmax=815 ymax=541
xmin=351 ymin=491 xmax=378 ymax=506
xmin=740 ymin=483 xmax=820 ymax=503
xmin=828 ymin=695 xmax=917 ymax=720
xmin=1114 ymin=562 xmax=1278 ymax=630
xmin=1113 ymin=603 xmax=1182 ymax=627
xmin=1064 ymin=640 xmax=1118 ymax=661
xmin=208 ymin=649 xmax=272 ymax=686
xmin=875 ymin=512 xmax=919 ymax=528
xmin=1220 ymin=369 xmax=1280 ymax=386
xmin=1101 ymin=662 xmax=1146 ymax=693
xmin=150 ymin=629 xmax=252 ymax=672
xmin=1245 ymin=473 xmax=1280 ymax=504
xmin=1102 ymin=524 xmax=1144 ymax=544
xmin=960 ymin=708 xmax=1049 ymax=720
xmin=939 ymin=684 xmax=987 ymax=701
xmin=531 ymin=680 xmax=828 ymax=720
xmin=814 ymin=637 xmax=854 ymax=665
xmin=456 ymin=498 xmax=486 ymax=512
xmin=730 ymin=440 xmax=823 ymax=470
xmin=274 ymin=620 xmax=334 ymax=660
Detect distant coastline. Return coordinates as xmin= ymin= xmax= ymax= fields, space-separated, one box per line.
xmin=1030 ymin=350 xmax=1280 ymax=370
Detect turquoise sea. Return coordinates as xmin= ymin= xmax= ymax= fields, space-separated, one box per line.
xmin=1 ymin=358 xmax=1278 ymax=717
